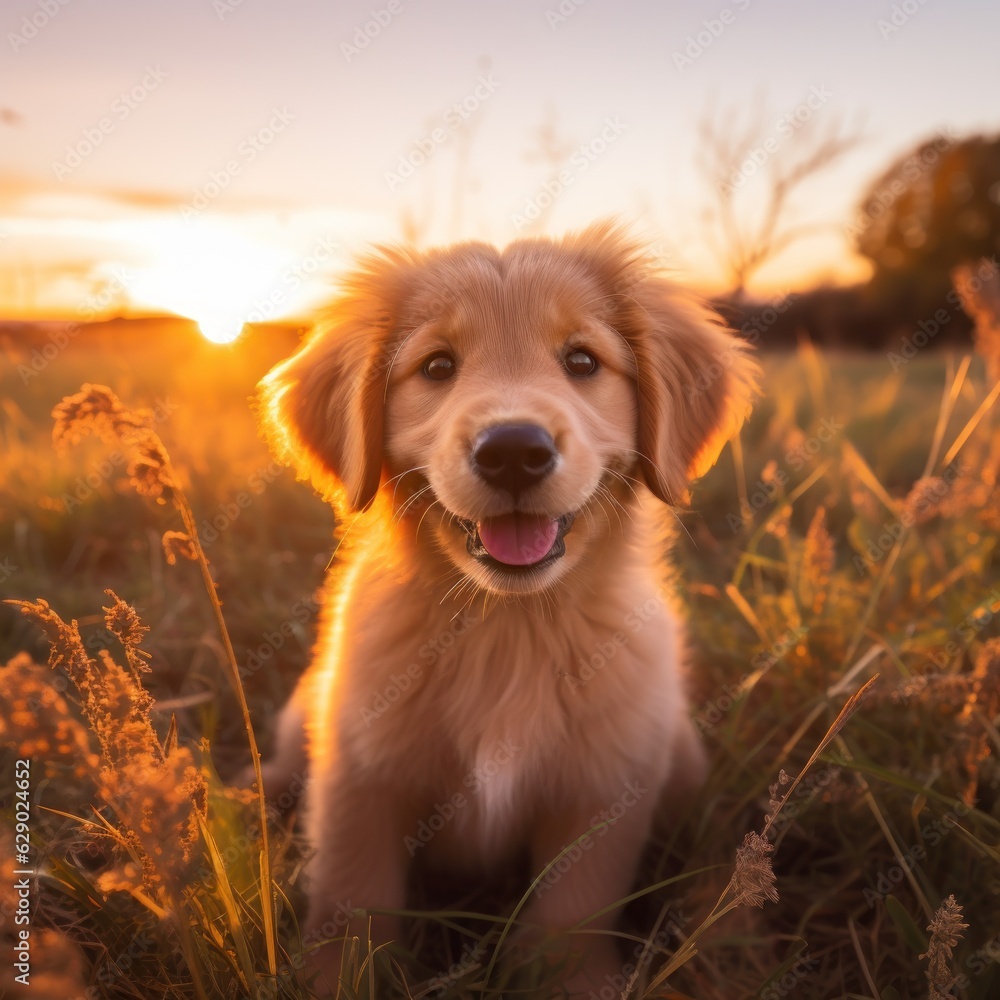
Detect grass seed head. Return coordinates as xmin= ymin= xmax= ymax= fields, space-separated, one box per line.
xmin=767 ymin=769 xmax=792 ymax=818
xmin=107 ymin=746 xmax=208 ymax=890
xmin=9 ymin=596 xmax=208 ymax=897
xmin=902 ymin=476 xmax=947 ymax=526
xmin=161 ymin=530 xmax=198 ymax=565
xmin=921 ymin=894 xmax=969 ymax=1000
xmin=7 ymin=598 xmax=99 ymax=714
xmin=0 ymin=653 xmax=99 ymax=780
xmin=730 ymin=831 xmax=780 ymax=908
xmin=953 ymin=261 xmax=1000 ymax=382
xmin=102 ymin=589 xmax=151 ymax=676
xmin=801 ymin=506 xmax=834 ymax=615
xmin=52 ymin=383 xmax=177 ymax=500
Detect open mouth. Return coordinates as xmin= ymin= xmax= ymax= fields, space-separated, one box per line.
xmin=456 ymin=512 xmax=575 ymax=573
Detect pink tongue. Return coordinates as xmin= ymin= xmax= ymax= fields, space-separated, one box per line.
xmin=477 ymin=514 xmax=559 ymax=566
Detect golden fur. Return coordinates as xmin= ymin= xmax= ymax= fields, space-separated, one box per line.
xmin=256 ymin=223 xmax=758 ymax=994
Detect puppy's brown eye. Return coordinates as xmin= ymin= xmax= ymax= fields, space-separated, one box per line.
xmin=423 ymin=352 xmax=456 ymax=381
xmin=564 ymin=349 xmax=598 ymax=377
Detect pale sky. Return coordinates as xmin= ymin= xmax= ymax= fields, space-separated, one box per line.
xmin=1 ymin=0 xmax=998 ymax=335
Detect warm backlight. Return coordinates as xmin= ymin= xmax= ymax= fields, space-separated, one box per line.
xmin=196 ymin=318 xmax=246 ymax=344
xmin=123 ymin=218 xmax=293 ymax=345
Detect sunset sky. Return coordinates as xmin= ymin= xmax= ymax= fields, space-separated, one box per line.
xmin=2 ymin=0 xmax=998 ymax=338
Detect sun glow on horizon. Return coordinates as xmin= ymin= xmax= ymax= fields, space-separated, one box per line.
xmin=196 ymin=318 xmax=246 ymax=344
xmin=0 ymin=193 xmax=871 ymax=328
xmin=0 ymin=193 xmax=382 ymax=324
xmin=125 ymin=219 xmax=293 ymax=344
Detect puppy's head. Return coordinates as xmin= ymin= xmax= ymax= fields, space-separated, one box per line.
xmin=258 ymin=224 xmax=758 ymax=596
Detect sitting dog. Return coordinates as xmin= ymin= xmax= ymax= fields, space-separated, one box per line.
xmin=255 ymin=222 xmax=757 ymax=994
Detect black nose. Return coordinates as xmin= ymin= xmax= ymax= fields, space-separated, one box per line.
xmin=472 ymin=423 xmax=558 ymax=495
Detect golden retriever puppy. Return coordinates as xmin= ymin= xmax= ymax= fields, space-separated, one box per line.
xmin=256 ymin=222 xmax=757 ymax=995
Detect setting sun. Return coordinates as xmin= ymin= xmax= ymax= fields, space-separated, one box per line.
xmin=124 ymin=218 xmax=293 ymax=340
xmin=196 ymin=318 xmax=246 ymax=344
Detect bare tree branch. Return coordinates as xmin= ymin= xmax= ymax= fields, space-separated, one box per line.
xmin=697 ymin=100 xmax=864 ymax=299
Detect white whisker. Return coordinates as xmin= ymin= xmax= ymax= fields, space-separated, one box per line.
xmin=392 ymin=483 xmax=434 ymax=524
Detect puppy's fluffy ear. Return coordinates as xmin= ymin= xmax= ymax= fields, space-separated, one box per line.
xmin=627 ymin=279 xmax=759 ymax=505
xmin=257 ymin=258 xmax=407 ymax=512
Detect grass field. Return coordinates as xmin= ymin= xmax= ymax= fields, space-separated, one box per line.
xmin=1 ymin=323 xmax=999 ymax=999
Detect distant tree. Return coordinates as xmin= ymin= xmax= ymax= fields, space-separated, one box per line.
xmin=852 ymin=132 xmax=1000 ymax=319
xmin=697 ymin=99 xmax=863 ymax=300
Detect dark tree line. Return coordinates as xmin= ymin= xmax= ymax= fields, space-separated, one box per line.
xmin=854 ymin=132 xmax=1000 ymax=322
xmin=720 ymin=130 xmax=1000 ymax=349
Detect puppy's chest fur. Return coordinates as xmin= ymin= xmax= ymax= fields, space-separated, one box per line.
xmin=306 ymin=551 xmax=684 ymax=862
